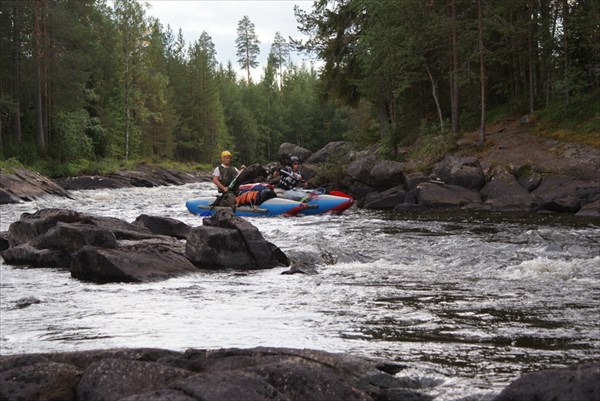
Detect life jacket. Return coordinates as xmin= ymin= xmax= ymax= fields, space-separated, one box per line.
xmin=277 ymin=167 xmax=301 ymax=190
xmin=236 ymin=188 xmax=277 ymax=206
xmin=236 ymin=190 xmax=259 ymax=206
xmin=217 ymin=165 xmax=237 ymax=192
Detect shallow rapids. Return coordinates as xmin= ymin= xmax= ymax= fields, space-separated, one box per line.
xmin=1 ymin=182 xmax=598 ymax=400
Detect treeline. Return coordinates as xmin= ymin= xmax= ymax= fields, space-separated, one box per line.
xmin=296 ymin=0 xmax=599 ymax=156
xmin=0 ymin=0 xmax=340 ymax=173
xmin=0 ymin=0 xmax=597 ymax=175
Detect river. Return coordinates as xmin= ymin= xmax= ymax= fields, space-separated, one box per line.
xmin=1 ymin=182 xmax=599 ymax=400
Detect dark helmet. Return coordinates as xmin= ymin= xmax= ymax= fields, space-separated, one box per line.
xmin=290 ymin=156 xmax=301 ymax=164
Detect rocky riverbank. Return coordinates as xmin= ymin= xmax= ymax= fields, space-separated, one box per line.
xmin=1 ymin=346 xmax=597 ymax=401
xmin=0 ymin=165 xmax=212 ymax=204
xmin=1 ymin=119 xmax=598 ymax=216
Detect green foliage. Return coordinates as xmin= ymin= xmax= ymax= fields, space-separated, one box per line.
xmin=315 ymin=155 xmax=348 ymax=185
xmin=49 ymin=110 xmax=94 ymax=162
xmin=341 ymin=100 xmax=379 ymax=148
xmin=534 ymin=94 xmax=600 ymax=147
xmin=1 ymin=0 xmax=597 ymax=178
xmin=515 ymin=164 xmax=534 ymax=178
xmin=0 ymin=157 xmax=26 ymax=174
xmin=236 ymin=15 xmax=260 ymax=82
xmin=405 ymin=126 xmax=457 ymax=173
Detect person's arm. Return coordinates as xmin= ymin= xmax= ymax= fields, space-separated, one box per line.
xmin=212 ymin=175 xmax=228 ymax=192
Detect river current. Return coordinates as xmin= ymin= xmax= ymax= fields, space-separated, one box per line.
xmin=1 ymin=182 xmax=599 ymax=400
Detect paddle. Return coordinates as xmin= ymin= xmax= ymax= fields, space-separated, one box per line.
xmin=279 ymin=168 xmax=314 ymax=189
xmin=201 ymin=167 xmax=246 ymax=216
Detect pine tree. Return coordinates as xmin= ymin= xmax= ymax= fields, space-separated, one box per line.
xmin=235 ymin=15 xmax=260 ymax=83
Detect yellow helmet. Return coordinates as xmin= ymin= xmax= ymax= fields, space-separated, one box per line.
xmin=221 ymin=150 xmax=232 ymax=159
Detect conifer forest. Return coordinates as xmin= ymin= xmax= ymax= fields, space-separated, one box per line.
xmin=0 ymin=0 xmax=598 ymax=176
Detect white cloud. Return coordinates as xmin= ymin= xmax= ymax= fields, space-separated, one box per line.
xmin=144 ymin=0 xmax=316 ymax=81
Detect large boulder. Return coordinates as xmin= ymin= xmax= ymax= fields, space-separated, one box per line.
xmin=416 ymin=182 xmax=482 ymax=209
xmin=0 ymin=361 xmax=82 ymax=401
xmin=70 ymin=238 xmax=198 ymax=283
xmin=346 ymin=153 xmax=378 ymax=185
xmin=432 ymin=156 xmax=486 ymax=190
xmin=2 ymin=222 xmax=118 ymax=268
xmin=76 ymin=358 xmax=194 ymax=401
xmin=276 ymin=143 xmax=312 ymax=164
xmin=480 ymin=168 xmax=542 ymax=212
xmin=369 ymin=160 xmax=406 ymax=191
xmin=185 ymin=209 xmax=289 ymax=270
xmin=533 ymin=175 xmax=599 ymax=213
xmin=306 ymin=141 xmax=353 ymax=164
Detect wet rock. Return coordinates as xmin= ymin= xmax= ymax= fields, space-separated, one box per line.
xmin=282 ymin=250 xmax=322 ymax=274
xmin=133 ymin=214 xmax=191 ymax=240
xmin=56 ymin=165 xmax=209 ymax=191
xmin=533 ymin=175 xmax=599 ymax=213
xmin=71 ymin=239 xmax=198 ymax=283
xmin=481 ymin=168 xmax=542 ymax=212
xmin=2 ymin=207 xmax=290 ymax=283
xmin=416 ymin=182 xmax=482 ymax=209
xmin=364 ymin=187 xmax=407 ymax=209
xmin=0 ymin=361 xmax=82 ymax=401
xmin=76 ymin=358 xmax=193 ymax=401
xmin=0 ymin=168 xmax=72 ymax=204
xmin=576 ymin=200 xmax=600 ymax=217
xmin=186 ymin=209 xmax=289 ymax=270
xmin=432 ymin=156 xmax=486 ymax=190
xmin=492 ymin=362 xmax=600 ymax=401
xmin=1 ymin=347 xmax=430 ymax=401
xmin=14 ymin=296 xmax=42 ymax=309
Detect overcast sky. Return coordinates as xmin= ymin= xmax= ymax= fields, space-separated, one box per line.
xmin=143 ymin=0 xmax=317 ymax=80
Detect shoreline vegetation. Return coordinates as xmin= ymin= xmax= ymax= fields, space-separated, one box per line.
xmin=1 ymin=118 xmax=598 ymax=217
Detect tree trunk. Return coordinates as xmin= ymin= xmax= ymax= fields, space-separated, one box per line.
xmin=425 ymin=63 xmax=444 ymax=133
xmin=11 ymin=0 xmax=22 ymax=145
xmin=527 ymin=0 xmax=535 ymax=114
xmin=562 ymin=0 xmax=569 ymax=107
xmin=477 ymin=0 xmax=486 ymax=147
xmin=449 ymin=0 xmax=460 ymax=135
xmin=33 ymin=0 xmax=46 ymax=151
